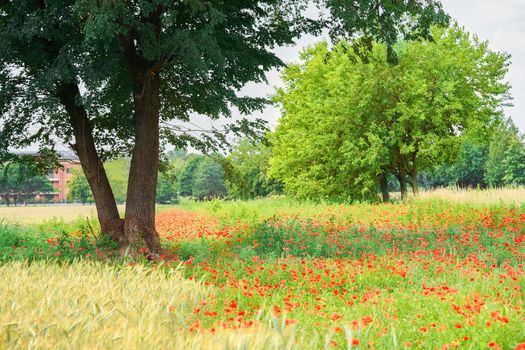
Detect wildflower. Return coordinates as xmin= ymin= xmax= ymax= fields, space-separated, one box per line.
xmin=489 ymin=342 xmax=501 ymax=350
xmin=515 ymin=341 xmax=525 ymax=350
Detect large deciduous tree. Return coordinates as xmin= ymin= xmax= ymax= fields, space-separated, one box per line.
xmin=270 ymin=25 xmax=510 ymax=201
xmin=76 ymin=0 xmax=323 ymax=254
xmin=1 ymin=0 xmax=309 ymax=255
xmin=1 ymin=0 xmax=450 ymax=255
xmin=0 ymin=1 xmax=129 ymax=245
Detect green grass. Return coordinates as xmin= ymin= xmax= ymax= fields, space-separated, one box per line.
xmin=1 ymin=191 xmax=525 ymax=349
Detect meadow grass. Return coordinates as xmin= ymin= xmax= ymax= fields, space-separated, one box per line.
xmin=417 ymin=186 xmax=525 ymax=205
xmin=177 ymin=190 xmax=525 ymax=230
xmin=1 ymin=188 xmax=525 ymax=349
xmin=0 ymin=204 xmax=126 ymax=225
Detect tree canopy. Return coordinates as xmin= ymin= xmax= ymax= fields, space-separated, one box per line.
xmin=270 ymin=25 xmax=511 ymax=201
xmin=226 ymin=139 xmax=283 ymax=199
xmin=321 ymin=0 xmax=448 ymax=63
xmin=192 ymin=158 xmax=227 ymax=200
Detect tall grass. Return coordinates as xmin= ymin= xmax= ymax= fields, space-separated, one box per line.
xmin=177 ymin=188 xmax=525 ymax=229
xmin=0 ymin=261 xmax=300 ymax=350
xmin=417 ymin=186 xmax=525 ymax=205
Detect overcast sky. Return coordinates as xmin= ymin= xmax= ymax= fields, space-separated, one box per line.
xmin=234 ymin=0 xmax=525 ymax=133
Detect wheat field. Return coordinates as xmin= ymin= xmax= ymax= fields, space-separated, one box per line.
xmin=0 ymin=261 xmax=294 ymax=350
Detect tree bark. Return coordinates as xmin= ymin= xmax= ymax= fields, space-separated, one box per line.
xmin=56 ymin=82 xmax=126 ymax=246
xmin=379 ymin=172 xmax=390 ymax=202
xmin=123 ymin=73 xmax=163 ymax=256
xmin=118 ymin=6 xmax=166 ymax=257
xmin=396 ymin=173 xmax=408 ymax=200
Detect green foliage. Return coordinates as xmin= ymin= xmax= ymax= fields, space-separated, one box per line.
xmin=322 ymin=0 xmax=449 ymax=63
xmin=502 ymin=135 xmax=525 ymax=185
xmin=420 ymin=119 xmax=525 ymax=189
xmin=104 ymin=159 xmax=131 ymax=203
xmin=425 ymin=141 xmax=488 ymax=188
xmin=0 ymin=162 xmax=54 ymax=205
xmin=270 ymin=25 xmax=510 ymax=200
xmin=0 ymin=1 xmax=134 ymax=161
xmin=68 ymin=158 xmax=180 ymax=204
xmin=179 ymin=156 xmax=204 ymax=197
xmin=73 ymin=0 xmax=318 ymax=154
xmin=0 ymin=0 xmax=303 ymax=158
xmin=192 ymin=158 xmax=227 ymax=200
xmin=66 ymin=159 xmax=130 ymax=203
xmin=67 ymin=168 xmax=93 ymax=204
xmin=156 ymin=172 xmax=178 ymax=205
xmin=485 ymin=119 xmax=521 ymax=187
xmin=226 ymin=139 xmax=283 ymax=199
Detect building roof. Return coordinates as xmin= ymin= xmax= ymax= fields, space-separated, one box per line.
xmin=11 ymin=149 xmax=79 ymax=161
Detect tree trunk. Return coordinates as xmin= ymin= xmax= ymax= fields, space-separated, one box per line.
xmin=411 ymin=169 xmax=419 ymax=197
xmin=379 ymin=172 xmax=390 ymax=203
xmin=56 ymin=82 xmax=126 ymax=246
xmin=123 ymin=73 xmax=163 ymax=256
xmin=396 ymin=173 xmax=408 ymax=200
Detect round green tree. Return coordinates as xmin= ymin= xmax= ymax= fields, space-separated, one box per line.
xmin=270 ymin=25 xmax=510 ymax=201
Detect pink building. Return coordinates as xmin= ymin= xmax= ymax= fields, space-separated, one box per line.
xmin=12 ymin=150 xmax=81 ymax=203
xmin=47 ymin=157 xmax=81 ymax=202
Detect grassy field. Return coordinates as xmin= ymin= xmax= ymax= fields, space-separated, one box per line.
xmin=0 ymin=204 xmax=182 ymax=225
xmin=1 ymin=189 xmax=525 ymax=349
xmin=418 ymin=186 xmax=525 ymax=205
xmin=0 ymin=204 xmax=127 ymax=225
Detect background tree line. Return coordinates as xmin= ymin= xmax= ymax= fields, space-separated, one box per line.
xmin=422 ymin=118 xmax=525 ymax=189
xmin=0 ymin=160 xmax=53 ymax=206
xmin=6 ymin=117 xmax=525 ymax=207
xmin=67 ymin=142 xmax=283 ymax=203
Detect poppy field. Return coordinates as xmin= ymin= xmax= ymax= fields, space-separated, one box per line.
xmin=1 ymin=196 xmax=525 ymax=349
